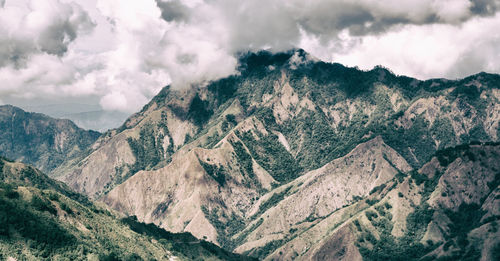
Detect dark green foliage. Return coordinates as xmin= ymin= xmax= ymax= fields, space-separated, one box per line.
xmin=353 ymin=219 xmax=362 ymax=231
xmin=0 ymin=160 xmax=90 ymax=206
xmin=383 ymin=115 xmax=436 ymax=167
xmin=207 ymin=76 xmax=239 ymax=105
xmin=188 ymin=94 xmax=213 ymax=126
xmin=410 ymin=170 xmax=428 ymax=185
xmin=365 ymin=210 xmax=378 ymax=221
xmin=0 ymin=185 xmax=76 ymax=248
xmin=444 ymin=203 xmax=485 ymax=248
xmin=492 ymin=242 xmax=500 ymax=261
xmin=238 ymin=50 xmax=294 ymax=75
xmin=434 ymin=142 xmax=498 ymax=167
xmin=221 ymin=114 xmax=238 ymax=132
xmin=201 ymin=206 xmax=247 ymax=251
xmin=255 ymin=186 xmax=293 ymax=218
xmin=59 ymin=201 xmax=73 ymax=214
xmin=370 ymin=184 xmax=386 ymax=195
xmin=430 ymin=117 xmax=455 ymax=149
xmin=449 ymin=85 xmax=480 ymax=101
xmin=199 ymin=159 xmax=227 ymax=186
xmin=0 ymin=105 xmax=100 ymax=172
xmin=366 ymin=198 xmax=379 ymax=206
xmin=250 ymin=239 xmax=285 ymax=259
xmin=358 ymin=202 xmax=435 ymax=261
xmin=126 ymin=122 xmax=175 ymax=187
xmin=127 ymin=124 xmax=164 ymax=173
xmin=281 ymin=110 xmax=346 ymax=171
xmin=238 ymin=131 xmax=301 ymax=183
xmin=487 ymin=172 xmax=500 ymax=190
xmin=223 ymin=114 xmax=238 ymax=131
xmin=229 ymin=139 xmax=255 ymax=179
xmin=234 ymin=218 xmax=264 ymax=247
xmin=31 ymin=194 xmax=57 ymax=215
xmin=405 ymin=203 xmax=434 ymax=241
xmin=0 ymin=158 xmax=254 ymax=260
xmin=121 ymin=216 xmax=255 ymax=261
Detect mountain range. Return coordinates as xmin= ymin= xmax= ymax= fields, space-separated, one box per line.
xmin=1 ymin=50 xmax=499 ymax=260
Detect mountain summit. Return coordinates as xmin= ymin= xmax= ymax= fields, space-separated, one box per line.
xmin=9 ymin=50 xmax=500 ymax=260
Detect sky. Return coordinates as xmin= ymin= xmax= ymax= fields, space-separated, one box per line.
xmin=0 ymin=0 xmax=500 ymax=120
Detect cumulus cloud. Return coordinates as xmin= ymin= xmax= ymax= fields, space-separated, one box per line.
xmin=0 ymin=0 xmax=93 ymax=68
xmin=1 ymin=0 xmax=500 ymax=117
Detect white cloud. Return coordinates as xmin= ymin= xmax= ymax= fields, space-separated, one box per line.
xmin=308 ymin=13 xmax=500 ymax=79
xmin=1 ymin=0 xmax=500 ymax=117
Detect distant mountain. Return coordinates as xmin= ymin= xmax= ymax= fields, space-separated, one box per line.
xmin=0 ymin=105 xmax=100 ymax=172
xmin=60 ymin=110 xmax=130 ymax=132
xmin=0 ymin=156 xmax=255 ymax=260
xmin=21 ymin=103 xmax=129 ymax=131
xmin=54 ymin=50 xmax=500 ymax=259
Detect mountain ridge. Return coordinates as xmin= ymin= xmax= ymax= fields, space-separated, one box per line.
xmin=0 ymin=156 xmax=256 ymax=260
xmin=6 ymin=49 xmax=499 ymax=260
xmin=0 ymin=105 xmax=100 ymax=173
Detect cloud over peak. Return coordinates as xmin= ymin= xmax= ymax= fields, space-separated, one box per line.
xmin=1 ymin=0 xmax=500 ymax=115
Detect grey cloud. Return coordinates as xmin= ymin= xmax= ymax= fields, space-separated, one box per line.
xmin=38 ymin=10 xmax=94 ymax=56
xmin=155 ymin=0 xmax=189 ymax=22
xmin=0 ymin=0 xmax=4 ymax=8
xmin=3 ymin=0 xmax=500 ymax=118
xmin=470 ymin=0 xmax=500 ymax=16
xmin=146 ymin=0 xmax=500 ymax=90
xmin=0 ymin=0 xmax=94 ymax=68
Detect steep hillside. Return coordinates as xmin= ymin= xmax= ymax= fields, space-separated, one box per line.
xmin=263 ymin=142 xmax=500 ymax=261
xmin=0 ymin=157 xmax=255 ymax=260
xmin=0 ymin=105 xmax=100 ymax=172
xmin=55 ymin=50 xmax=500 ymax=258
xmin=58 ymin=50 xmax=500 ymax=198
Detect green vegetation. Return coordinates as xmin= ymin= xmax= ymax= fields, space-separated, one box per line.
xmin=199 ymin=159 xmax=227 ymax=186
xmin=0 ymin=105 xmax=100 ymax=172
xmin=0 ymin=159 xmax=254 ymax=260
xmin=221 ymin=114 xmax=237 ymax=132
xmin=0 ymin=158 xmax=90 ymax=205
xmin=127 ymin=123 xmax=171 ymax=174
xmin=237 ymin=131 xmax=301 ymax=183
xmin=254 ymin=186 xmax=293 ymax=218
xmin=229 ymin=139 xmax=255 ymax=179
xmin=201 ymin=206 xmax=246 ymax=251
xmin=188 ymin=94 xmax=213 ymax=126
xmin=357 ymin=144 xmax=499 ymax=261
xmin=121 ymin=216 xmax=254 ymax=261
xmin=357 ymin=201 xmax=436 ymax=261
xmin=249 ymin=239 xmax=285 ymax=259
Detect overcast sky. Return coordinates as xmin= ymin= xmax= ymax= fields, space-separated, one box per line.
xmin=1 ymin=0 xmax=500 ymax=114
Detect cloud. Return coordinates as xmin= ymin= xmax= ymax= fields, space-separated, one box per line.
xmin=0 ymin=0 xmax=93 ymax=68
xmin=305 ymin=12 xmax=500 ymax=80
xmin=1 ymin=0 xmax=500 ymax=118
xmin=155 ymin=0 xmax=189 ymax=22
